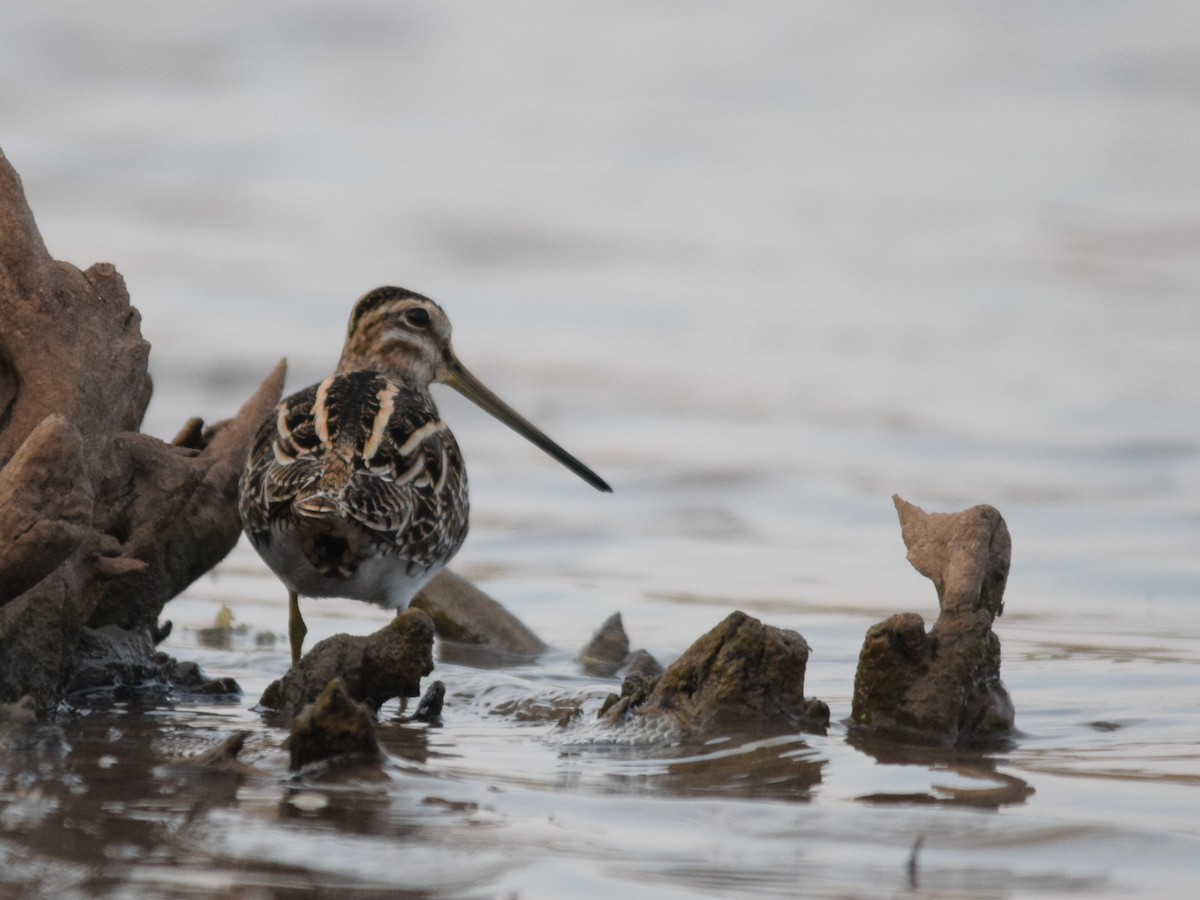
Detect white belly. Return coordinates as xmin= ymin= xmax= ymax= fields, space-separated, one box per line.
xmin=252 ymin=531 xmax=440 ymax=610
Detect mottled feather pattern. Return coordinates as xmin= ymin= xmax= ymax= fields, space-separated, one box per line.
xmin=238 ymin=369 xmax=469 ymax=579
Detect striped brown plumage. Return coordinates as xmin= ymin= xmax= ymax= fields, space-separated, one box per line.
xmin=238 ymin=286 xmax=610 ymax=666
xmin=239 ymin=370 xmax=468 ymax=583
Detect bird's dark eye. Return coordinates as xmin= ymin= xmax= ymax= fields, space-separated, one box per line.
xmin=404 ymin=307 xmax=431 ymax=329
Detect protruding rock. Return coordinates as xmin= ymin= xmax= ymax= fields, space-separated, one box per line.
xmin=260 ymin=608 xmax=435 ymax=715
xmin=579 ymin=612 xmax=631 ymax=676
xmin=411 ymin=569 xmax=546 ymax=662
xmin=579 ymin=613 xmax=663 ymax=678
xmin=409 ymin=680 xmax=446 ymax=724
xmin=619 ymin=648 xmax=665 ymax=679
xmin=850 ymin=496 xmax=1015 ymax=743
xmin=607 ymin=611 xmax=829 ymax=736
xmin=288 ymin=678 xmax=381 ymax=771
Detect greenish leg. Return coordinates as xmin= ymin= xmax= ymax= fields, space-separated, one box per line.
xmin=289 ymin=590 xmax=307 ymax=666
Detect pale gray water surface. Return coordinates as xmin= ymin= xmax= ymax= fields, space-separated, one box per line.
xmin=2 ymin=2 xmax=1199 ymax=897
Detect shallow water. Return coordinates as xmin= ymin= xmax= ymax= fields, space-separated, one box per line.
xmin=3 ymin=2 xmax=1200 ymax=897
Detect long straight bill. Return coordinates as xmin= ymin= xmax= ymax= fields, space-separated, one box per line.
xmin=443 ymin=356 xmax=612 ymax=493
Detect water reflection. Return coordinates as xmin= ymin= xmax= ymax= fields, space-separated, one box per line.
xmin=849 ymin=730 xmax=1034 ymax=809
xmin=650 ymin=736 xmax=825 ymax=801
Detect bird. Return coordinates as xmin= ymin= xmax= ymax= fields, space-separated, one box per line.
xmin=238 ymin=286 xmax=611 ymax=666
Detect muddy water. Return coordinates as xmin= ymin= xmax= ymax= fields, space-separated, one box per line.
xmin=3 ymin=2 xmax=1200 ymax=896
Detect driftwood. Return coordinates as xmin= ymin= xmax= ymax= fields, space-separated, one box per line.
xmin=850 ymin=495 xmax=1014 ymax=743
xmin=0 ymin=147 xmax=284 ymax=710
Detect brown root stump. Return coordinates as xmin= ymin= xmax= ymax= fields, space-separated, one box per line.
xmin=850 ymin=495 xmax=1015 ymax=744
xmin=0 ymin=147 xmax=285 ymax=710
xmin=607 ymin=611 xmax=829 ymax=736
xmin=259 ymin=608 xmax=435 ymax=716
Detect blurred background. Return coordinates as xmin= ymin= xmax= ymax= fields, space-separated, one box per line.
xmin=3 ymin=3 xmax=1200 ymax=896
xmin=4 ymin=1 xmax=1196 ymax=631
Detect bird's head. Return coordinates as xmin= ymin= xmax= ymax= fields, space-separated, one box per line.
xmin=337 ymin=286 xmax=612 ymax=492
xmin=339 ymin=286 xmax=453 ymax=385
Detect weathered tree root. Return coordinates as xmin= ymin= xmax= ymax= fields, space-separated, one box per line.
xmin=850 ymin=495 xmax=1015 ymax=744
xmin=0 ymin=147 xmax=284 ymax=711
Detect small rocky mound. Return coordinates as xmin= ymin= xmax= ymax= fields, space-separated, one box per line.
xmin=260 ymin=608 xmax=435 ymax=716
xmin=850 ymin=495 xmax=1015 ymax=744
xmin=602 ymin=611 xmax=829 ymax=737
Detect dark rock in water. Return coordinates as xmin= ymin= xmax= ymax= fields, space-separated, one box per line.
xmin=606 ymin=611 xmax=829 ymax=735
xmin=619 ymin=648 xmax=665 ymax=679
xmin=0 ymin=148 xmax=284 ymax=710
xmin=579 ymin=612 xmax=631 ymax=677
xmin=260 ymin=608 xmax=435 ymax=715
xmin=62 ymin=625 xmax=240 ymax=699
xmin=409 ymin=680 xmax=446 ymax=724
xmin=288 ymin=678 xmax=381 ymax=771
xmin=65 ymin=626 xmax=160 ymax=694
xmin=164 ymin=658 xmax=241 ymax=697
xmin=578 ymin=613 xmax=664 ymax=679
xmin=850 ymin=495 xmax=1015 ymax=744
xmin=412 ymin=569 xmax=546 ymax=662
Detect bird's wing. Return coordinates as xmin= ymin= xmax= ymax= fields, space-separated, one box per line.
xmin=239 ymin=373 xmax=468 ymax=571
xmin=341 ymin=379 xmax=469 ymax=562
xmin=238 ymin=382 xmax=323 ymax=536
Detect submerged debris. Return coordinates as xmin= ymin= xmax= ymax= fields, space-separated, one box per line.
xmin=288 ymin=678 xmax=381 ymax=771
xmin=260 ymin=608 xmax=435 ymax=716
xmin=850 ymin=495 xmax=1015 ymax=744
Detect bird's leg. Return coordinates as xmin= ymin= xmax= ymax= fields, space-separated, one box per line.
xmin=288 ymin=590 xmax=307 ymax=666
